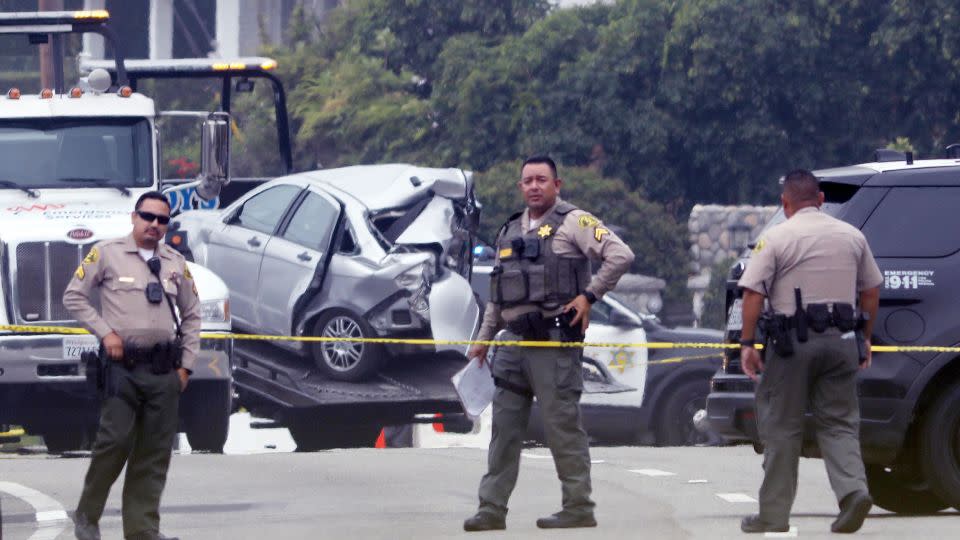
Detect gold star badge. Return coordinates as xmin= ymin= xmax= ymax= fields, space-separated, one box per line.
xmin=608 ymin=349 xmax=635 ymax=374
xmin=537 ymin=224 xmax=553 ymax=238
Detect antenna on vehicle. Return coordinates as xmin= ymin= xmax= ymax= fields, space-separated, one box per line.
xmin=946 ymin=143 xmax=960 ymax=159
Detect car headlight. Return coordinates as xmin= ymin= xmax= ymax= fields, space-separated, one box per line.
xmin=395 ymin=262 xmax=434 ymax=290
xmin=200 ymin=299 xmax=230 ymax=323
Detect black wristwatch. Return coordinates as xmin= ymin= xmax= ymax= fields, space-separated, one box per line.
xmin=583 ymin=291 xmax=598 ymax=304
xmin=739 ymin=338 xmax=757 ymax=348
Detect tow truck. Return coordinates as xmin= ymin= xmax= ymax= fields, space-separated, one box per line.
xmin=85 ymin=47 xmax=633 ymax=451
xmin=0 ymin=10 xmax=233 ymax=452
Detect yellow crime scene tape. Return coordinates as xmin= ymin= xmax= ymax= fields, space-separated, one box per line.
xmin=0 ymin=323 xmax=956 ymax=354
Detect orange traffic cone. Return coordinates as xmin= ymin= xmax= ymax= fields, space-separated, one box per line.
xmin=375 ymin=428 xmax=386 ymax=448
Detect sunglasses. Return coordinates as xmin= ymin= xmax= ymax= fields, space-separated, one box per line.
xmin=136 ymin=210 xmax=171 ymax=225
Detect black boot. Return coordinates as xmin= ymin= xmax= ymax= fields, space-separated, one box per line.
xmin=536 ymin=510 xmax=597 ymax=529
xmin=740 ymin=514 xmax=789 ymax=533
xmin=73 ymin=512 xmax=101 ymax=540
xmin=463 ymin=512 xmax=506 ymax=532
xmin=831 ymin=491 xmax=872 ymax=533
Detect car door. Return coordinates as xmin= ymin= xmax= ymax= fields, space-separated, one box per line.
xmin=580 ymin=298 xmax=648 ymax=405
xmin=256 ymin=187 xmax=342 ymax=336
xmin=205 ymin=183 xmax=303 ymax=328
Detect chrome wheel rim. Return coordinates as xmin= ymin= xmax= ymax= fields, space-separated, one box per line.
xmin=320 ymin=316 xmax=365 ymax=372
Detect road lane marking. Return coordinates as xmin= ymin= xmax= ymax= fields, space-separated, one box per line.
xmin=0 ymin=481 xmax=69 ymax=540
xmin=687 ymin=479 xmax=709 ymax=484
xmin=716 ymin=492 xmax=757 ymax=503
xmin=591 ymin=460 xmax=605 ymax=464
xmin=521 ymin=453 xmax=552 ymax=460
xmin=628 ymin=469 xmax=676 ymax=477
xmin=765 ymin=526 xmax=798 ymax=537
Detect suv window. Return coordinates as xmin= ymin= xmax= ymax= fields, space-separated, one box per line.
xmin=231 ymin=185 xmax=301 ymax=235
xmin=282 ymin=192 xmax=340 ymax=250
xmin=862 ymin=187 xmax=960 ymax=257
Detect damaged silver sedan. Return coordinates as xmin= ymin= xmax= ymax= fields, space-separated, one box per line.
xmin=173 ymin=164 xmax=482 ymax=381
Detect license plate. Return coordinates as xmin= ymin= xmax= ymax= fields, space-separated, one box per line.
xmin=726 ymin=298 xmax=744 ymax=331
xmin=63 ymin=335 xmax=98 ymax=360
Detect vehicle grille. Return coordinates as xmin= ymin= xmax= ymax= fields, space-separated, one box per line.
xmin=14 ymin=241 xmax=94 ymax=323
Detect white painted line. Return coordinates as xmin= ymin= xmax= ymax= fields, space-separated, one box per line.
xmin=628 ymin=469 xmax=676 ymax=477
xmin=687 ymin=479 xmax=709 ymax=484
xmin=591 ymin=460 xmax=605 ymax=464
xmin=765 ymin=526 xmax=798 ymax=538
xmin=521 ymin=453 xmax=553 ymax=460
xmin=716 ymin=492 xmax=758 ymax=503
xmin=36 ymin=510 xmax=68 ymax=522
xmin=0 ymin=481 xmax=69 ymax=540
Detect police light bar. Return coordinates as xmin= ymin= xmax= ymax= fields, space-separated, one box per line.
xmin=0 ymin=10 xmax=109 ymax=33
xmin=81 ymin=57 xmax=279 ymax=78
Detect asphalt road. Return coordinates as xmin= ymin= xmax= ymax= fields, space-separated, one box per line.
xmin=1 ymin=444 xmax=956 ymax=540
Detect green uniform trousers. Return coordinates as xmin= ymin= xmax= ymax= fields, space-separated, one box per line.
xmin=476 ymin=330 xmax=595 ymax=518
xmin=755 ymin=329 xmax=867 ymax=526
xmin=77 ymin=364 xmax=181 ymax=537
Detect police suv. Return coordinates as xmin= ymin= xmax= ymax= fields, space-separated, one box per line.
xmin=707 ymin=149 xmax=960 ymax=514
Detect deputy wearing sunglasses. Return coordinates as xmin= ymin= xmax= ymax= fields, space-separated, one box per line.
xmin=65 ymin=191 xmax=201 ymax=540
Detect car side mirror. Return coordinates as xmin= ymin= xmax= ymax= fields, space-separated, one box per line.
xmin=196 ymin=112 xmax=230 ymax=201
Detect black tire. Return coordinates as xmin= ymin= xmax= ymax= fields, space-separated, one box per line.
xmin=288 ymin=420 xmax=380 ymax=451
xmin=184 ymin=381 xmax=232 ymax=453
xmin=866 ymin=465 xmax=949 ymax=514
xmin=43 ymin=422 xmax=96 ymax=454
xmin=919 ymin=379 xmax=960 ymax=508
xmin=656 ymin=378 xmax=724 ymax=446
xmin=310 ymin=310 xmax=384 ymax=382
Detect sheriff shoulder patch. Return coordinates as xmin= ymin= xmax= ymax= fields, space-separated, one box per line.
xmin=83 ymin=247 xmax=99 ymax=265
xmin=594 ymin=227 xmax=609 ymax=242
xmin=578 ymin=215 xmax=600 ymax=228
xmin=753 ymin=238 xmax=766 ymax=253
xmin=183 ymin=266 xmax=193 ymax=280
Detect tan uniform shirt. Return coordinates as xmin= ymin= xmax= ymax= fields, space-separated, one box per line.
xmin=63 ymin=233 xmax=202 ymax=370
xmin=738 ymin=207 xmax=883 ymax=314
xmin=476 ymin=199 xmax=635 ymax=341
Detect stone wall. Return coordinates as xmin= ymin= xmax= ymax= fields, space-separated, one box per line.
xmin=686 ymin=204 xmax=777 ymax=325
xmin=687 ymin=204 xmax=778 ymax=274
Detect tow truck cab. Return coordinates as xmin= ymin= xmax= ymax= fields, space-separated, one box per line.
xmin=0 ymin=10 xmax=233 ymax=452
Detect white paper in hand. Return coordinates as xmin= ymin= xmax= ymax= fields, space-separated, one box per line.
xmin=452 ymin=356 xmax=495 ymax=419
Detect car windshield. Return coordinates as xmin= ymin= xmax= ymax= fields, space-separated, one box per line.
xmin=0 ymin=118 xmax=153 ymax=189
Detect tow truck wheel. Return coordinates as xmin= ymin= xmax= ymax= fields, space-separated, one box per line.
xmin=184 ymin=381 xmax=232 ymax=453
xmin=42 ymin=422 xmax=97 ymax=454
xmin=311 ymin=310 xmax=384 ymax=382
xmin=919 ymin=379 xmax=960 ymax=509
xmin=866 ymin=465 xmax=949 ymax=514
xmin=656 ymin=379 xmax=724 ymax=446
xmin=289 ymin=419 xmax=380 ymax=451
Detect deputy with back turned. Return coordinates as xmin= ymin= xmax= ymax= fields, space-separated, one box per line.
xmin=66 ymin=191 xmax=200 ymax=540
xmin=737 ymin=169 xmax=882 ymax=534
xmin=463 ymin=156 xmax=634 ymax=532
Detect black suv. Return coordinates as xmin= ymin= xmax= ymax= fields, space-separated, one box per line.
xmin=707 ymin=153 xmax=960 ymax=514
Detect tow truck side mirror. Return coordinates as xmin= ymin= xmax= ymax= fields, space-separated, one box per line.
xmin=195 ymin=112 xmax=230 ymax=201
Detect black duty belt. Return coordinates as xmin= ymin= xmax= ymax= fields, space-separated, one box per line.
xmin=505 ymin=310 xmax=584 ymax=342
